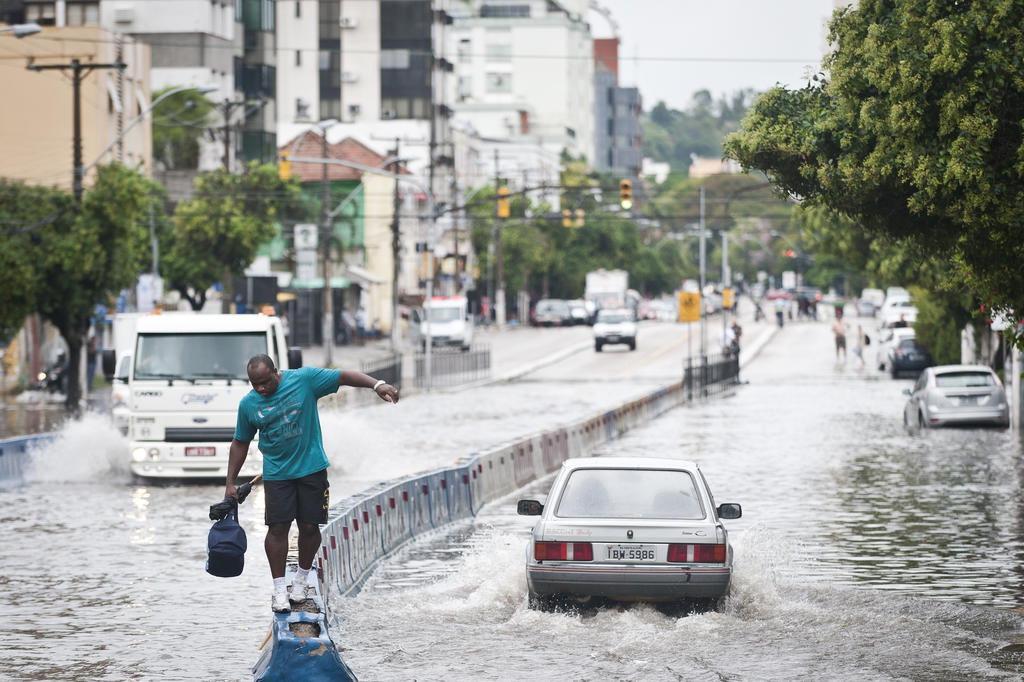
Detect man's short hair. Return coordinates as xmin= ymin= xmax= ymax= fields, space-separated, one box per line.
xmin=247 ymin=354 xmax=276 ymax=372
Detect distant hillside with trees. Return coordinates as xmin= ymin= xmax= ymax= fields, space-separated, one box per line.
xmin=642 ymin=89 xmax=756 ymax=176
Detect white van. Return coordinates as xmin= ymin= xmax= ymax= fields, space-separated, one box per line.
xmin=103 ymin=313 xmax=300 ymax=480
xmin=418 ymin=296 xmax=474 ymax=352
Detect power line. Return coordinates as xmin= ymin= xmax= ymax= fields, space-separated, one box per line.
xmin=25 ymin=33 xmax=820 ymax=63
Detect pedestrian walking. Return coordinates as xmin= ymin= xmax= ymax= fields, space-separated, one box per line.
xmin=774 ymin=298 xmax=786 ymax=328
xmin=225 ymin=354 xmax=399 ymax=613
xmin=832 ymin=318 xmax=848 ymax=363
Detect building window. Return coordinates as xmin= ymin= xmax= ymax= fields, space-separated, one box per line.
xmin=485 ymin=44 xmax=512 ymax=63
xmin=380 ymin=49 xmax=411 ymax=70
xmin=296 ymin=50 xmax=302 ymax=66
xmin=457 ymin=76 xmax=472 ymax=102
xmin=319 ymin=50 xmax=331 ymax=70
xmin=480 ymin=4 xmax=529 ymax=18
xmin=24 ymin=2 xmax=57 ymax=25
xmin=66 ymin=1 xmax=100 ymax=25
xmin=295 ymin=0 xmax=301 ymax=18
xmin=485 ymin=72 xmax=512 ymax=94
xmin=320 ymin=98 xmax=341 ymax=120
xmin=457 ymin=39 xmax=471 ymax=63
xmin=296 ymin=98 xmax=310 ymax=120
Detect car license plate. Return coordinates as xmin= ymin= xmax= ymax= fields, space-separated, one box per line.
xmin=606 ymin=335 xmax=620 ymax=341
xmin=953 ymin=396 xmax=978 ymax=406
xmin=605 ymin=544 xmax=657 ymax=562
xmin=185 ymin=446 xmax=216 ymax=457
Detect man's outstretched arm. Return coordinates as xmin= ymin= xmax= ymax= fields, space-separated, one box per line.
xmin=339 ymin=369 xmax=400 ymax=404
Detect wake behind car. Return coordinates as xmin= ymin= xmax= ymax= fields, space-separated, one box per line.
xmin=518 ymin=457 xmax=741 ymax=609
xmin=903 ymin=365 xmax=1010 ymax=429
xmin=593 ymin=309 xmax=637 ymax=351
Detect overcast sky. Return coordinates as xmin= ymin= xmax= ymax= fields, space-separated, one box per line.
xmin=591 ymin=0 xmax=837 ymax=110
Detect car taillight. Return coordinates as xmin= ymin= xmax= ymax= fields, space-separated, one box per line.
xmin=534 ymin=541 xmax=593 ymax=561
xmin=667 ymin=543 xmax=727 ymax=563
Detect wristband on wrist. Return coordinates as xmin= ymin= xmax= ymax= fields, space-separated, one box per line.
xmin=372 ymin=379 xmax=386 ymax=391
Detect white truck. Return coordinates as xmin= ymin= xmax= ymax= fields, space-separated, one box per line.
xmin=585 ymin=269 xmax=630 ymax=312
xmin=417 ymin=296 xmax=474 ymax=352
xmin=102 ymin=313 xmax=300 ymax=480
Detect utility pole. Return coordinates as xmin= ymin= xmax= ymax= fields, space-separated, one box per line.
xmin=699 ymin=186 xmax=706 ymax=359
xmin=390 ymin=138 xmax=402 ymax=349
xmin=493 ymin=149 xmax=506 ymax=327
xmin=28 ymin=58 xmax=126 ymax=202
xmin=219 ymin=98 xmax=251 ymax=172
xmin=320 ymin=130 xmax=334 ymax=366
xmin=722 ymin=229 xmax=729 ymax=352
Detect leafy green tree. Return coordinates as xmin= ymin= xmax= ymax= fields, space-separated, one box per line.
xmin=0 ymin=181 xmax=69 ymax=344
xmin=163 ymin=163 xmax=301 ymax=310
xmin=152 ymin=87 xmax=215 ymax=170
xmin=724 ymin=0 xmax=1024 ymax=327
xmin=34 ymin=164 xmax=157 ymax=410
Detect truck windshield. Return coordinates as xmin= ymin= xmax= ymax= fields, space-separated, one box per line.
xmin=426 ymin=307 xmax=462 ymax=323
xmin=134 ymin=332 xmax=267 ymax=381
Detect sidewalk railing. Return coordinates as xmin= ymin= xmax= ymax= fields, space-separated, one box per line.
xmin=683 ymin=352 xmax=741 ymax=400
xmin=413 ymin=345 xmax=491 ymax=389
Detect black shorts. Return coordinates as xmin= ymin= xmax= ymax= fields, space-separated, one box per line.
xmin=264 ymin=468 xmax=330 ymax=526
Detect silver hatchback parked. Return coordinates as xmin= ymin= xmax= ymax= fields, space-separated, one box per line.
xmin=518 ymin=457 xmax=741 ymax=610
xmin=903 ymin=365 xmax=1010 ymax=429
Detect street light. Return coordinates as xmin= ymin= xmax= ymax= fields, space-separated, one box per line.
xmin=1 ymin=22 xmax=42 ymax=38
xmin=86 ymin=84 xmax=218 ymax=171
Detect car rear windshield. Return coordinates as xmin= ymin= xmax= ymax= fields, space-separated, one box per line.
xmin=897 ymin=339 xmax=920 ymax=350
xmin=936 ymin=372 xmax=995 ymax=388
xmin=555 ymin=469 xmax=705 ymax=519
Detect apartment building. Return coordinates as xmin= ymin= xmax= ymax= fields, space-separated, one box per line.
xmin=593 ymin=37 xmax=641 ymax=179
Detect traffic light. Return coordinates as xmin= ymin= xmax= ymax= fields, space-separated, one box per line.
xmin=562 ymin=208 xmax=573 ymax=228
xmin=619 ymin=178 xmax=633 ymax=210
xmin=496 ymin=186 xmax=511 ymax=219
xmin=278 ymin=152 xmax=292 ymax=181
xmin=574 ymin=208 xmax=585 ymax=228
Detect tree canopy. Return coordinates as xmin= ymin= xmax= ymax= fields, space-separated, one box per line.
xmin=162 ymin=163 xmax=302 ymax=310
xmin=724 ymin=0 xmax=1024 ymax=323
xmin=152 ymin=87 xmax=215 ymax=170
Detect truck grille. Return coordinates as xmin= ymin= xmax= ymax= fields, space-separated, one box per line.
xmin=164 ymin=427 xmax=235 ymax=442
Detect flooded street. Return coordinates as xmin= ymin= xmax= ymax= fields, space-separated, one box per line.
xmin=0 ymin=322 xmax=706 ymax=681
xmin=336 ymin=321 xmax=1024 ymax=680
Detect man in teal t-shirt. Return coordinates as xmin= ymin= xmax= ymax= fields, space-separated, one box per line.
xmin=226 ymin=354 xmax=399 ymax=613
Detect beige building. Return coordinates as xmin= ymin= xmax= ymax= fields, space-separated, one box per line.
xmin=0 ymin=25 xmax=151 ymax=191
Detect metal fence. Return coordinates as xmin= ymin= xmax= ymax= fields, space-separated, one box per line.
xmin=683 ymin=352 xmax=740 ymax=400
xmin=361 ymin=353 xmax=402 ymax=389
xmin=413 ymin=345 xmax=491 ymax=390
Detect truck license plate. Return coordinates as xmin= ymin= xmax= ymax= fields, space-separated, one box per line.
xmin=606 ymin=544 xmax=657 ymax=562
xmin=185 ymin=446 xmax=216 ymax=457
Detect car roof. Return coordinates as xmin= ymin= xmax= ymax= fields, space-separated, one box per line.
xmin=561 ymin=456 xmax=698 ymax=472
xmin=931 ymin=364 xmax=995 ymax=374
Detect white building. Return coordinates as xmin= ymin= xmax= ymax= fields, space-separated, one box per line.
xmin=447 ymin=0 xmax=595 ymax=164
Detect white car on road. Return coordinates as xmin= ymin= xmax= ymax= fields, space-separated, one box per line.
xmin=876 ymin=326 xmax=917 ymax=372
xmin=593 ymin=309 xmax=637 ymax=352
xmin=519 ymin=457 xmax=741 ymax=610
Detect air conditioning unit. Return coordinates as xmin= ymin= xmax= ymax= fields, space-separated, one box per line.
xmin=340 ymin=71 xmax=359 ymax=84
xmin=339 ymin=17 xmax=358 ymax=29
xmin=113 ymin=7 xmax=134 ymax=24
xmin=381 ymin=109 xmax=398 ymax=120
xmin=347 ymin=104 xmax=361 ymax=116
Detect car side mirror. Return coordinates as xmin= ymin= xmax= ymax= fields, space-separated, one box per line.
xmin=287 ymin=347 xmax=303 ymax=369
xmin=101 ymin=349 xmax=117 ymax=381
xmin=902 ymin=388 xmax=912 ymax=396
xmin=717 ymin=503 xmax=742 ymax=520
xmin=517 ymin=499 xmax=543 ymax=516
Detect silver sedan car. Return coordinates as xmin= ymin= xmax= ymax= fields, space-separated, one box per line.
xmin=903 ymin=365 xmax=1010 ymax=429
xmin=518 ymin=457 xmax=741 ymax=610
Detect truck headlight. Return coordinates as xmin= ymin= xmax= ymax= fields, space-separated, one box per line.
xmin=132 ymin=448 xmax=147 ymax=462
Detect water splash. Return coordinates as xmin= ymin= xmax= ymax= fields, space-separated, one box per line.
xmin=25 ymin=412 xmax=129 ymax=482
